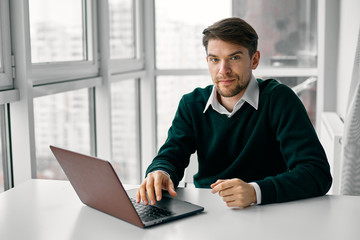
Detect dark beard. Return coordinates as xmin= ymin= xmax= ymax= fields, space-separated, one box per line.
xmin=216 ymin=84 xmax=246 ymax=98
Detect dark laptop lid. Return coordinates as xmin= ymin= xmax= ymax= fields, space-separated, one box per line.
xmin=50 ymin=145 xmax=144 ymax=227
xmin=50 ymin=145 xmax=204 ymax=228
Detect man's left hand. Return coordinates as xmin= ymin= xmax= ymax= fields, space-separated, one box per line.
xmin=211 ymin=178 xmax=256 ymax=208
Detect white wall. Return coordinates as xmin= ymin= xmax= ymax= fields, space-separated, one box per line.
xmin=336 ymin=0 xmax=360 ymax=119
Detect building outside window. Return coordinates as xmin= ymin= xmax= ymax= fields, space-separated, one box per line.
xmin=233 ymin=0 xmax=317 ymax=69
xmin=155 ymin=0 xmax=232 ymax=69
xmin=29 ymin=0 xmax=87 ymax=63
xmin=34 ymin=89 xmax=91 ymax=180
xmin=109 ymin=0 xmax=135 ymax=60
xmin=111 ymin=79 xmax=140 ymax=184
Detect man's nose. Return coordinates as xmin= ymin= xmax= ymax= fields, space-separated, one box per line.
xmin=218 ymin=60 xmax=231 ymax=75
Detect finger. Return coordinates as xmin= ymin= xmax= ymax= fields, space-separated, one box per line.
xmin=136 ymin=188 xmax=141 ymax=203
xmin=210 ymin=179 xmax=224 ymax=189
xmin=218 ymin=188 xmax=234 ymax=197
xmin=139 ymin=183 xmax=148 ymax=205
xmin=220 ymin=193 xmax=243 ymax=207
xmin=154 ymin=176 xmax=163 ymax=202
xmin=167 ymin=180 xmax=177 ymax=197
xmin=146 ymin=176 xmax=156 ymax=205
xmin=222 ymin=194 xmax=237 ymax=203
xmin=211 ymin=179 xmax=233 ymax=193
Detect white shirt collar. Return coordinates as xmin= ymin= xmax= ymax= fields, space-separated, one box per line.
xmin=203 ymin=74 xmax=259 ymax=117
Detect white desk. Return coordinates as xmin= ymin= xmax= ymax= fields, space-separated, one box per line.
xmin=1 ymin=179 xmax=359 ymax=240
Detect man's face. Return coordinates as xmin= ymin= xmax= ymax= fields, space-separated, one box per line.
xmin=206 ymin=39 xmax=260 ymax=100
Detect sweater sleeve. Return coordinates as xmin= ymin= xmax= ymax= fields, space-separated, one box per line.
xmin=145 ymin=96 xmax=196 ymax=187
xmin=256 ymin=83 xmax=332 ymax=204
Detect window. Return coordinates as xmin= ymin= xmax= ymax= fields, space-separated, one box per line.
xmin=156 ymin=75 xmax=211 ymax=148
xmin=29 ymin=0 xmax=98 ymax=85
xmin=155 ymin=0 xmax=232 ymax=69
xmin=0 ymin=34 xmax=2 ymax=72
xmin=0 ymin=0 xmax=13 ymax=89
xmin=232 ymin=0 xmax=319 ymax=123
xmin=0 ymin=2 xmax=4 ymax=72
xmin=108 ymin=0 xmax=144 ymax=73
xmin=34 ymin=89 xmax=91 ymax=179
xmin=29 ymin=0 xmax=90 ymax=63
xmin=111 ymin=79 xmax=140 ymax=184
xmin=233 ymin=0 xmax=317 ymax=68
xmin=109 ymin=0 xmax=135 ymax=59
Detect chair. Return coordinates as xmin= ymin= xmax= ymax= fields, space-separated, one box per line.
xmin=340 ymin=26 xmax=360 ymax=195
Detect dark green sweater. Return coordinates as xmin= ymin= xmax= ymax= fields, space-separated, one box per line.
xmin=146 ymin=79 xmax=332 ymax=204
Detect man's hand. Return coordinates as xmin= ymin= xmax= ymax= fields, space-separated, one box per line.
xmin=211 ymin=178 xmax=256 ymax=208
xmin=136 ymin=170 xmax=177 ymax=205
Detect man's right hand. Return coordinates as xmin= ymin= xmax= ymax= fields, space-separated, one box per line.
xmin=136 ymin=170 xmax=177 ymax=205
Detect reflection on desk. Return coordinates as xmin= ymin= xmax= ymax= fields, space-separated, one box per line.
xmin=1 ymin=179 xmax=360 ymax=240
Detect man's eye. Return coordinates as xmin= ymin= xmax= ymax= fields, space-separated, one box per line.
xmin=231 ymin=56 xmax=240 ymax=60
xmin=210 ymin=58 xmax=219 ymax=62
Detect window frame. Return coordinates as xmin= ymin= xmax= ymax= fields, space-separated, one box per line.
xmin=29 ymin=0 xmax=99 ymax=86
xmin=0 ymin=104 xmax=13 ymax=191
xmin=0 ymin=0 xmax=13 ymax=90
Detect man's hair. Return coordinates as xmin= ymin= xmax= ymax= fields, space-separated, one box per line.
xmin=202 ymin=17 xmax=259 ymax=57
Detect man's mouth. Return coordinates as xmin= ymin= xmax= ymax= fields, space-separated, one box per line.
xmin=218 ymin=79 xmax=235 ymax=85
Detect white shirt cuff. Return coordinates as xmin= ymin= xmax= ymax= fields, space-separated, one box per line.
xmin=249 ymin=182 xmax=262 ymax=204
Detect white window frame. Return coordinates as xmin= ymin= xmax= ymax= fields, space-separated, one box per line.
xmin=0 ymin=0 xmax=13 ymax=90
xmin=29 ymin=0 xmax=99 ymax=86
xmin=0 ymin=104 xmax=14 ymax=191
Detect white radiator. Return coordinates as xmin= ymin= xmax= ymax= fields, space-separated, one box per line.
xmin=319 ymin=112 xmax=344 ymax=195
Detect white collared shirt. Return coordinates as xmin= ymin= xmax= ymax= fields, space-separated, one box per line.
xmin=203 ymin=74 xmax=259 ymax=117
xmin=203 ymin=74 xmax=262 ymax=204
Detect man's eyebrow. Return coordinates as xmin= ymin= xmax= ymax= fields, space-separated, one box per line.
xmin=207 ymin=53 xmax=217 ymax=57
xmin=207 ymin=50 xmax=245 ymax=57
xmin=229 ymin=50 xmax=245 ymax=56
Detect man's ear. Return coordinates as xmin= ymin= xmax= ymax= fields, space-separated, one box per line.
xmin=251 ymin=51 xmax=260 ymax=69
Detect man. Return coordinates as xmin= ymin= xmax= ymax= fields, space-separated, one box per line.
xmin=136 ymin=17 xmax=332 ymax=208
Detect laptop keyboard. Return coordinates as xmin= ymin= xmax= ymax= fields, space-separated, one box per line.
xmin=131 ymin=198 xmax=173 ymax=222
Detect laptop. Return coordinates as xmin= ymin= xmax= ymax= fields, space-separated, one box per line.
xmin=50 ymin=145 xmax=204 ymax=228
